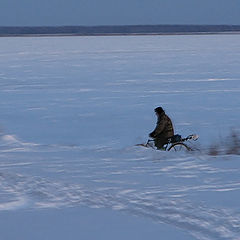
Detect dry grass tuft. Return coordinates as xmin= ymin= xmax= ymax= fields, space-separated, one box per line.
xmin=207 ymin=129 xmax=240 ymax=156
xmin=225 ymin=130 xmax=240 ymax=155
xmin=208 ymin=144 xmax=220 ymax=156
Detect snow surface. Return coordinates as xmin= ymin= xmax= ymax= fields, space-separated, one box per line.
xmin=0 ymin=35 xmax=240 ymax=240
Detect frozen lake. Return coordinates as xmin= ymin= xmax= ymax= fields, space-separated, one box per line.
xmin=0 ymin=34 xmax=240 ymax=240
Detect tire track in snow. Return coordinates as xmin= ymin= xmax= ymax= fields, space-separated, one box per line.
xmin=0 ymin=172 xmax=240 ymax=240
xmin=1 ymin=136 xmax=240 ymax=239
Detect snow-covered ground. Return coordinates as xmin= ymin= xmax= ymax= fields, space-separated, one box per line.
xmin=0 ymin=34 xmax=240 ymax=240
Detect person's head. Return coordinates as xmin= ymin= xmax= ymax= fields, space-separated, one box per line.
xmin=154 ymin=107 xmax=165 ymax=116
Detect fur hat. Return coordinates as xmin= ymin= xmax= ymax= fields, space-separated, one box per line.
xmin=154 ymin=107 xmax=164 ymax=115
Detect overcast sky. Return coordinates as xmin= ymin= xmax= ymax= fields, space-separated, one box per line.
xmin=1 ymin=0 xmax=240 ymax=26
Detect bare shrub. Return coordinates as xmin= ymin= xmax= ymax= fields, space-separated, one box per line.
xmin=225 ymin=129 xmax=240 ymax=155
xmin=208 ymin=144 xmax=220 ymax=156
xmin=207 ymin=129 xmax=240 ymax=156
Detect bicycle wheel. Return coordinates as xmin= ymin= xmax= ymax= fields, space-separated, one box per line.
xmin=168 ymin=142 xmax=192 ymax=152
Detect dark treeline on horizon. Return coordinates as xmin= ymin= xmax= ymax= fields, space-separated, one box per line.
xmin=1 ymin=25 xmax=240 ymax=36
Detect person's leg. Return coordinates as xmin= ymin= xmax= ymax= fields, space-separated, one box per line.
xmin=154 ymin=136 xmax=167 ymax=150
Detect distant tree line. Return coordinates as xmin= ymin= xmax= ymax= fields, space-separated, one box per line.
xmin=0 ymin=25 xmax=240 ymax=36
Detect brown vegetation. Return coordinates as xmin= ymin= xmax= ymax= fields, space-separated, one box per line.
xmin=208 ymin=129 xmax=240 ymax=156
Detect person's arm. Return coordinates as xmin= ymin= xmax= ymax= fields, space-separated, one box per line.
xmin=149 ymin=118 xmax=166 ymax=138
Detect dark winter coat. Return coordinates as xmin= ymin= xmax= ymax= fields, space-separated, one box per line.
xmin=149 ymin=112 xmax=174 ymax=148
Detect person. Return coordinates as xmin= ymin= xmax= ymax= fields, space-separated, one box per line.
xmin=149 ymin=107 xmax=174 ymax=149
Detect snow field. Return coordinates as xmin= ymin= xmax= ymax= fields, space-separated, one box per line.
xmin=0 ymin=35 xmax=240 ymax=239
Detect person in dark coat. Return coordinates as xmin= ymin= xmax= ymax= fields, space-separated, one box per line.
xmin=149 ymin=107 xmax=174 ymax=149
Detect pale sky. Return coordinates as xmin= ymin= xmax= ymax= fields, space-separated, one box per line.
xmin=1 ymin=0 xmax=240 ymax=26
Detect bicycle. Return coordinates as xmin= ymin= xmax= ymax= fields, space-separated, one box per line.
xmin=137 ymin=134 xmax=199 ymax=152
